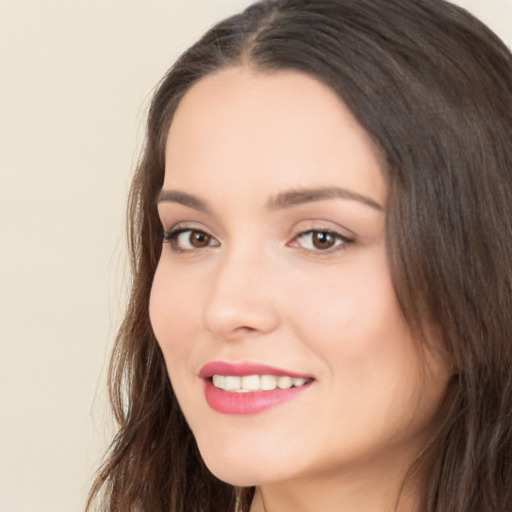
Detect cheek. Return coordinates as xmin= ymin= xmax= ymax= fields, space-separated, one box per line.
xmin=149 ymin=263 xmax=201 ymax=366
xmin=284 ymin=254 xmax=431 ymax=413
xmin=285 ymin=250 xmax=406 ymax=359
xmin=149 ymin=263 xmax=209 ymax=422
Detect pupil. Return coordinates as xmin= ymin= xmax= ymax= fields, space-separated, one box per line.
xmin=313 ymin=232 xmax=334 ymax=249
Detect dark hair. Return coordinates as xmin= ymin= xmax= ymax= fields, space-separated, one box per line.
xmin=87 ymin=1 xmax=512 ymax=511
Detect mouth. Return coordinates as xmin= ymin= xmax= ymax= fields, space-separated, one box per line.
xmin=199 ymin=361 xmax=314 ymax=414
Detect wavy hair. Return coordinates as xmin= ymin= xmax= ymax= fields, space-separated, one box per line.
xmin=87 ymin=1 xmax=512 ymax=510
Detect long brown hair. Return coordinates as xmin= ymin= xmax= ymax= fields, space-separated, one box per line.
xmin=87 ymin=1 xmax=512 ymax=510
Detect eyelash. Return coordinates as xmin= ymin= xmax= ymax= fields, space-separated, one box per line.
xmin=161 ymin=227 xmax=354 ymax=255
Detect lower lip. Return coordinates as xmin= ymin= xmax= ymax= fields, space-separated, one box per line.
xmin=204 ymin=379 xmax=312 ymax=415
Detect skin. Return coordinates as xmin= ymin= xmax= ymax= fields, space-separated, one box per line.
xmin=149 ymin=67 xmax=453 ymax=512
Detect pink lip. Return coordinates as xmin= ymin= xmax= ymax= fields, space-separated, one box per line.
xmin=199 ymin=361 xmax=313 ymax=415
xmin=199 ymin=361 xmax=311 ymax=379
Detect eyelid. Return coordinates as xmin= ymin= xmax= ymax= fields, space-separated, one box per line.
xmin=160 ymin=220 xmax=212 ymax=239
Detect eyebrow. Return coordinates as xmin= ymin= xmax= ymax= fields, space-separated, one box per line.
xmin=266 ymin=187 xmax=384 ymax=212
xmin=157 ymin=189 xmax=211 ymax=213
xmin=156 ymin=186 xmax=384 ymax=213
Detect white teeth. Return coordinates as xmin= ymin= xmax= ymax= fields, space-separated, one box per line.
xmin=261 ymin=375 xmax=277 ymax=391
xmin=277 ymin=376 xmax=292 ymax=389
xmin=211 ymin=374 xmax=309 ymax=392
xmin=224 ymin=376 xmax=241 ymax=391
xmin=212 ymin=375 xmax=224 ymax=388
xmin=241 ymin=375 xmax=260 ymax=391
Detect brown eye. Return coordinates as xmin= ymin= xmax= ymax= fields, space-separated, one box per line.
xmin=311 ymin=231 xmax=336 ymax=250
xmin=293 ymin=229 xmax=352 ymax=253
xmin=164 ymin=228 xmax=219 ymax=251
xmin=189 ymin=231 xmax=211 ymax=248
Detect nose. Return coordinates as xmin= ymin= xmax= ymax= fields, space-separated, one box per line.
xmin=201 ymin=248 xmax=280 ymax=340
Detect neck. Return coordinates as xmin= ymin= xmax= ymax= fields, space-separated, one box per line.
xmin=248 ymin=457 xmax=422 ymax=512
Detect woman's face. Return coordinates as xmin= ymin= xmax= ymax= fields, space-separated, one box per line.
xmin=150 ymin=67 xmax=451 ymax=488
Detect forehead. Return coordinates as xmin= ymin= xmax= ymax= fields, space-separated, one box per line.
xmin=164 ymin=67 xmax=385 ymax=205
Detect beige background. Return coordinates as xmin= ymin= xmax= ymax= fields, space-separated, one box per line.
xmin=1 ymin=1 xmax=510 ymax=511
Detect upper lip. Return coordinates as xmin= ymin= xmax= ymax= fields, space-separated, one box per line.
xmin=199 ymin=361 xmax=313 ymax=379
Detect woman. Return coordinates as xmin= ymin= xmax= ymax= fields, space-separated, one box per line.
xmin=87 ymin=1 xmax=512 ymax=511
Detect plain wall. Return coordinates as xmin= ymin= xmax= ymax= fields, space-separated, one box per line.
xmin=1 ymin=1 xmax=510 ymax=511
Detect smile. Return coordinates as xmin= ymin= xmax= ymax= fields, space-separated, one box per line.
xmin=200 ymin=361 xmax=314 ymax=414
xmin=212 ymin=374 xmax=309 ymax=392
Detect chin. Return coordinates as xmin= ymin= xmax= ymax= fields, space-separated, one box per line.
xmin=201 ymin=455 xmax=266 ymax=487
xmin=196 ymin=436 xmax=292 ymax=487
